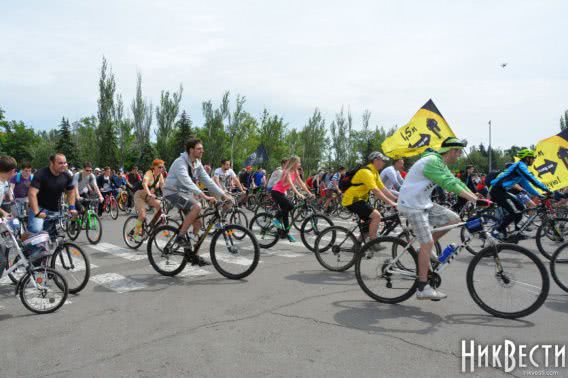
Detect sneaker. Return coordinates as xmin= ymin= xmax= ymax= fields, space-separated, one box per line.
xmin=286 ymin=234 xmax=296 ymax=242
xmin=272 ymin=218 xmax=284 ymax=230
xmin=416 ymin=285 xmax=447 ymax=301
xmin=174 ymin=235 xmax=192 ymax=249
xmin=189 ymin=253 xmax=210 ymax=266
xmin=133 ymin=233 xmax=143 ymax=243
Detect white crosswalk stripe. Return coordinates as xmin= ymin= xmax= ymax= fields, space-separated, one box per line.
xmin=90 ymin=273 xmax=146 ymax=293
xmin=89 ymin=242 xmax=146 ymax=261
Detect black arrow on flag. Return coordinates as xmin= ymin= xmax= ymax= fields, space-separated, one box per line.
xmin=558 ymin=147 xmax=568 ymax=170
xmin=535 ymin=159 xmax=558 ymax=177
xmin=408 ymin=134 xmax=431 ymax=149
xmin=426 ymin=118 xmax=442 ymax=139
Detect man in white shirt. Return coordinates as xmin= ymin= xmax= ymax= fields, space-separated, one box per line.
xmin=213 ymin=159 xmax=244 ymax=193
xmin=380 ymin=159 xmax=405 ymax=195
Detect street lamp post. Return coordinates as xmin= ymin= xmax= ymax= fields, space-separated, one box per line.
xmin=488 ymin=120 xmax=492 ymax=173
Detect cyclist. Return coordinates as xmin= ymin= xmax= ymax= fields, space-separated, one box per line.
xmin=323 ymin=166 xmax=346 ymax=213
xmin=133 ymin=159 xmax=165 ymax=241
xmin=398 ymin=138 xmax=486 ymax=301
xmin=489 ymin=149 xmax=551 ymax=239
xmin=267 ymin=159 xmax=287 ymax=192
xmin=0 ymin=156 xmax=17 ymax=219
xmin=97 ymin=167 xmax=118 ymax=216
xmin=453 ymin=165 xmax=478 ymax=213
xmin=341 ymin=152 xmax=397 ymax=243
xmin=252 ymin=166 xmax=266 ymax=190
xmin=125 ymin=165 xmax=142 ymax=209
xmin=73 ymin=162 xmax=104 ymax=215
xmin=163 ymin=138 xmax=231 ymax=266
xmin=213 ymin=159 xmax=244 ymax=193
xmin=271 ymin=155 xmax=314 ymax=242
xmin=28 ymin=153 xmax=78 ymax=233
xmin=380 ymin=158 xmax=405 ymax=195
xmin=9 ymin=160 xmax=33 ymax=219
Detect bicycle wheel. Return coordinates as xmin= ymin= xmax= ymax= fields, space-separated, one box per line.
xmin=229 ymin=209 xmax=249 ymax=240
xmin=291 ymin=206 xmax=313 ymax=231
xmin=122 ymin=215 xmax=145 ymax=249
xmin=467 ymin=243 xmax=549 ymax=319
xmin=245 ymin=195 xmax=258 ymax=212
xmin=66 ymin=217 xmax=81 ymax=241
xmin=249 ymin=212 xmax=279 ymax=249
xmin=8 ymin=253 xmax=26 ymax=284
xmin=337 ymin=206 xmax=352 ymax=220
xmin=355 ymin=236 xmax=419 ymax=304
xmin=109 ymin=197 xmax=119 ymax=220
xmin=19 ymin=267 xmax=68 ymax=314
xmin=314 ymin=226 xmax=359 ymax=271
xmin=147 ymin=225 xmax=187 ymax=276
xmin=460 ymin=215 xmax=499 ymax=255
xmin=86 ymin=213 xmax=103 ymax=244
xmin=550 ymin=242 xmax=568 ymax=293
xmin=536 ymin=217 xmax=568 ymax=260
xmin=50 ymin=242 xmax=90 ymax=294
xmin=210 ymin=224 xmax=260 ymax=279
xmin=396 ymin=230 xmax=442 ymax=257
xmin=117 ymin=192 xmax=127 ymax=212
xmin=300 ymin=214 xmax=334 ymax=252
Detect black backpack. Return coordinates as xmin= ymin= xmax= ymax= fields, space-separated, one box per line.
xmin=338 ymin=165 xmax=371 ymax=192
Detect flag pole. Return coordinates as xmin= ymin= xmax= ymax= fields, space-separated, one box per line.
xmin=488 ymin=120 xmax=492 ymax=173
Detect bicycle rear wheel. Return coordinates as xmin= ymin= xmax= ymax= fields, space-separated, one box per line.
xmin=210 ymin=225 xmax=260 ymax=279
xmin=314 ymin=226 xmax=359 ymax=271
xmin=249 ymin=212 xmax=279 ymax=249
xmin=355 ymin=236 xmax=418 ymax=303
xmin=50 ymin=242 xmax=90 ymax=294
xmin=110 ymin=197 xmax=119 ymax=220
xmin=300 ymin=214 xmax=334 ymax=252
xmin=19 ymin=267 xmax=68 ymax=314
xmin=536 ymin=217 xmax=568 ymax=260
xmin=467 ymin=243 xmax=549 ymax=319
xmin=147 ymin=225 xmax=188 ymax=276
xmin=229 ymin=209 xmax=249 ymax=240
xmin=550 ymin=242 xmax=568 ymax=293
xmin=86 ymin=213 xmax=103 ymax=244
xmin=122 ymin=215 xmax=145 ymax=249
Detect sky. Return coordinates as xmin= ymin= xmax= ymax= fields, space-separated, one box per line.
xmin=1 ymin=0 xmax=567 ymax=149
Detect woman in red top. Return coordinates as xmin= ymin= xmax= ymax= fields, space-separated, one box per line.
xmin=271 ymin=156 xmax=314 ymax=242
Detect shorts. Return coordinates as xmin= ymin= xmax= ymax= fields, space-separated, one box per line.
xmin=326 ymin=188 xmax=339 ymax=199
xmin=134 ymin=190 xmax=159 ymax=213
xmin=398 ymin=203 xmax=460 ymax=245
xmin=346 ymin=200 xmax=374 ymax=221
xmin=164 ymin=192 xmax=198 ymax=212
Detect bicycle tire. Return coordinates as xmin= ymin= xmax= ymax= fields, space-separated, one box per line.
xmin=550 ymin=242 xmax=568 ymax=293
xmin=396 ymin=230 xmax=442 ymax=257
xmin=355 ymin=236 xmax=419 ymax=304
xmin=466 ymin=243 xmax=549 ymax=319
xmin=66 ymin=218 xmax=81 ymax=241
xmin=314 ymin=226 xmax=359 ymax=272
xmin=210 ymin=224 xmax=260 ymax=279
xmin=300 ymin=214 xmax=334 ymax=252
xmin=249 ymin=212 xmax=280 ymax=249
xmin=50 ymin=242 xmax=90 ymax=294
xmin=86 ymin=213 xmax=103 ymax=244
xmin=536 ymin=217 xmax=568 ymax=260
xmin=110 ymin=197 xmax=119 ymax=220
xmin=122 ymin=215 xmax=145 ymax=249
xmin=19 ymin=267 xmax=68 ymax=314
xmin=459 ymin=215 xmax=499 ymax=255
xmin=147 ymin=225 xmax=188 ymax=276
xmin=229 ymin=209 xmax=249 ymax=240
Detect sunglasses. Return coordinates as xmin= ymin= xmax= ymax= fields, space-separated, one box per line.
xmin=85 ymin=169 xmax=93 ymax=172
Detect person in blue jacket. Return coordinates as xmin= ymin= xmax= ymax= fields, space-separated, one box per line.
xmin=490 ymin=149 xmax=552 ymax=238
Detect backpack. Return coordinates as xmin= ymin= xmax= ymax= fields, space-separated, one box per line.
xmin=338 ymin=165 xmax=371 ymax=192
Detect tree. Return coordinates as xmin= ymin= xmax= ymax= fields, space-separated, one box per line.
xmin=200 ymin=100 xmax=228 ymax=167
xmin=73 ymin=116 xmax=98 ymax=166
xmin=258 ymin=109 xmax=287 ymax=170
xmin=561 ymin=110 xmax=568 ymax=131
xmin=131 ymin=72 xmax=152 ymax=150
xmin=55 ymin=117 xmax=78 ymax=166
xmin=300 ymin=108 xmax=327 ymax=174
xmin=0 ymin=119 xmax=38 ymax=163
xmin=96 ymin=57 xmax=118 ymax=167
xmin=220 ymin=92 xmax=248 ymax=165
xmin=170 ymin=110 xmax=193 ymax=158
xmin=114 ymin=94 xmax=134 ymax=169
xmin=155 ymin=84 xmax=183 ymax=164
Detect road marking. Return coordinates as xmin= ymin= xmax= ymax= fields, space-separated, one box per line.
xmin=0 ymin=276 xmax=12 ymax=286
xmin=262 ymin=250 xmax=304 ymax=258
xmin=89 ymin=242 xmax=146 ymax=261
xmin=178 ymin=266 xmax=212 ymax=277
xmin=90 ymin=273 xmax=146 ymax=293
xmin=54 ymin=259 xmax=98 ymax=271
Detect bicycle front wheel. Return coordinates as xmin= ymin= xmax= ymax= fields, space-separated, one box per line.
xmin=228 ymin=209 xmax=249 ymax=240
xmin=210 ymin=224 xmax=260 ymax=279
xmin=50 ymin=242 xmax=90 ymax=294
xmin=467 ymin=243 xmax=549 ymax=319
xmin=249 ymin=212 xmax=279 ymax=249
xmin=66 ymin=218 xmax=81 ymax=241
xmin=550 ymin=242 xmax=568 ymax=293
xmin=86 ymin=213 xmax=103 ymax=244
xmin=314 ymin=226 xmax=359 ymax=271
xmin=355 ymin=236 xmax=418 ymax=303
xmin=300 ymin=214 xmax=334 ymax=252
xmin=536 ymin=217 xmax=568 ymax=260
xmin=122 ymin=215 xmax=145 ymax=249
xmin=147 ymin=225 xmax=187 ymax=276
xmin=19 ymin=267 xmax=68 ymax=314
xmin=110 ymin=197 xmax=119 ymax=220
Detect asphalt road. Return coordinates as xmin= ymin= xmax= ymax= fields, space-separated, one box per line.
xmin=1 ymin=210 xmax=567 ymax=378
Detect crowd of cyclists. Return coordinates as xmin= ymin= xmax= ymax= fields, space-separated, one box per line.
xmin=0 ymin=135 xmax=567 ymax=317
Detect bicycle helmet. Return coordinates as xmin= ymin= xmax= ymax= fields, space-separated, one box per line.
xmin=516 ymin=149 xmax=536 ymax=159
xmin=368 ymin=151 xmax=389 ymax=162
xmin=437 ymin=137 xmax=468 ymax=154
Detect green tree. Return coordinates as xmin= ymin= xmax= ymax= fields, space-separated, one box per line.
xmin=114 ymin=94 xmax=134 ymax=169
xmin=258 ymin=109 xmax=287 ymax=170
xmin=200 ymin=100 xmax=228 ymax=166
xmin=170 ymin=110 xmax=193 ymax=159
xmin=300 ymin=108 xmax=327 ymax=175
xmin=96 ymin=57 xmax=118 ymax=167
xmin=32 ymin=130 xmax=58 ymax=167
xmin=156 ymin=84 xmax=183 ymax=164
xmin=131 ymin=72 xmax=153 ymax=150
xmin=561 ymin=110 xmax=568 ymax=131
xmin=55 ymin=117 xmax=79 ymax=166
xmin=0 ymin=119 xmax=38 ymax=163
xmin=73 ymin=116 xmax=98 ymax=166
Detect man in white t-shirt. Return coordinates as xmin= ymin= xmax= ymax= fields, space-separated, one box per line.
xmin=73 ymin=162 xmax=104 ymax=214
xmin=213 ymin=159 xmax=244 ymax=193
xmin=380 ymin=158 xmax=405 ymax=195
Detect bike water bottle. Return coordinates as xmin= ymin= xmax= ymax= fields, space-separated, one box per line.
xmin=438 ymin=243 xmax=457 ymax=264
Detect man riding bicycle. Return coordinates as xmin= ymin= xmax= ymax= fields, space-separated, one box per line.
xmin=398 ymin=138 xmax=485 ymax=301
xmin=73 ymin=162 xmax=104 ymax=215
xmin=489 ymin=148 xmax=551 ymax=239
xmin=163 ymin=138 xmax=232 ymax=266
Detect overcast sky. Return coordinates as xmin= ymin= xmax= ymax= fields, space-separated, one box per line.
xmin=1 ymin=0 xmax=567 ymax=149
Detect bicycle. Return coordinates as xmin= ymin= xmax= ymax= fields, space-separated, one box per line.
xmin=116 ymin=187 xmax=132 ymax=214
xmin=9 ymin=213 xmax=91 ymax=294
xmin=100 ymin=191 xmax=119 ymax=220
xmin=122 ymin=211 xmax=179 ymax=250
xmin=146 ymin=200 xmax=260 ymax=280
xmin=550 ymin=241 xmax=568 ymax=293
xmin=0 ymin=218 xmax=69 ymax=314
xmin=313 ymin=211 xmax=442 ymax=272
xmin=355 ymin=214 xmax=549 ymax=319
xmin=66 ymin=198 xmax=103 ymax=244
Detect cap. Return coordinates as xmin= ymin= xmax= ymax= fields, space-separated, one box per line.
xmin=368 ymin=151 xmax=390 ymax=162
xmin=437 ymin=137 xmax=468 ymax=154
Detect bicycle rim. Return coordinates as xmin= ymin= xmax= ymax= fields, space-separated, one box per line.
xmin=147 ymin=225 xmax=187 ymax=276
xmin=551 ymin=242 xmax=568 ymax=293
xmin=314 ymin=226 xmax=358 ymax=271
xmin=210 ymin=225 xmax=260 ymax=279
xmin=20 ymin=267 xmax=68 ymax=314
xmin=51 ymin=243 xmax=90 ymax=294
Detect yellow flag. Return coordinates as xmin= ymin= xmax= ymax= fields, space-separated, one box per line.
xmin=529 ymin=130 xmax=568 ymax=191
xmin=382 ymin=99 xmax=456 ymax=158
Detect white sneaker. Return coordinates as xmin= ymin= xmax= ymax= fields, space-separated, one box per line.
xmin=416 ymin=284 xmax=447 ymax=301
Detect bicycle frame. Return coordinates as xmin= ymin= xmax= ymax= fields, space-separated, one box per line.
xmin=0 ymin=223 xmax=41 ymax=292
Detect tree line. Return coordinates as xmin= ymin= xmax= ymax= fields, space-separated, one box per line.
xmin=0 ymin=57 xmax=565 ymax=176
